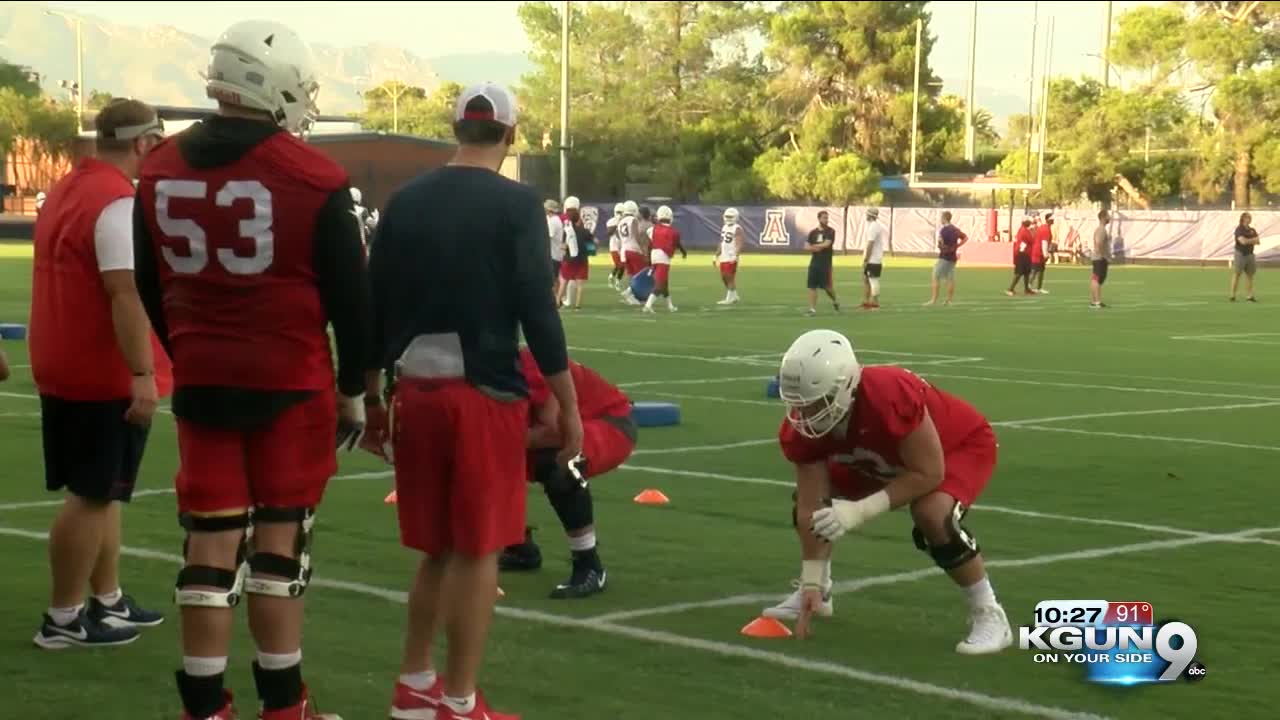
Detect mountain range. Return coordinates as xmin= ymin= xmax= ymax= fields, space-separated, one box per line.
xmin=0 ymin=2 xmax=532 ymax=114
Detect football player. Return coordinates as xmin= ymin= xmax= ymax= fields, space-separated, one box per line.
xmin=134 ymin=20 xmax=365 ymax=720
xmin=1007 ymin=217 xmax=1035 ymax=296
xmin=606 ymin=203 xmax=625 ymax=289
xmin=764 ymin=329 xmax=1012 ymax=655
xmin=617 ymin=201 xmax=645 ymax=305
xmin=716 ymin=208 xmax=744 ymax=304
xmin=499 ymin=349 xmax=636 ymax=599
xmin=559 ymin=197 xmax=592 ymax=310
xmin=644 ymin=205 xmax=686 ymax=313
xmin=351 ymin=187 xmax=370 ymax=249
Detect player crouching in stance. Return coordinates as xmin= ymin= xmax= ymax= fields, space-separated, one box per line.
xmin=499 ymin=350 xmax=637 ymax=598
xmin=765 ymin=329 xmax=1012 ymax=655
xmin=644 ymin=205 xmax=686 ymax=313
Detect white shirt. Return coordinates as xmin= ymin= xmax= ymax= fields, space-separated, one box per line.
xmin=547 ymin=214 xmax=565 ymax=261
xmin=94 ymin=197 xmax=134 ymax=272
xmin=619 ymin=216 xmax=642 ymax=253
xmin=606 ymin=217 xmax=621 ymax=252
xmin=863 ymin=222 xmax=886 ymax=265
xmin=564 ymin=222 xmax=580 ymax=259
xmin=719 ymin=224 xmax=740 ymax=262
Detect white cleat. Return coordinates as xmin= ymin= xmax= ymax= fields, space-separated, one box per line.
xmin=716 ymin=298 xmax=733 ymax=305
xmin=761 ymin=580 xmax=833 ymax=621
xmin=641 ymin=305 xmax=655 ymax=314
xmin=1037 ymin=288 xmax=1050 ymax=294
xmin=955 ymin=604 xmax=1013 ymax=655
xmin=667 ymin=304 xmax=677 ymax=313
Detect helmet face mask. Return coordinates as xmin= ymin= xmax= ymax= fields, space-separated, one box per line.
xmin=778 ymin=330 xmax=861 ymax=439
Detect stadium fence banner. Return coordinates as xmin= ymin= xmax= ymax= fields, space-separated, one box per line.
xmin=577 ymin=204 xmax=1278 ymax=262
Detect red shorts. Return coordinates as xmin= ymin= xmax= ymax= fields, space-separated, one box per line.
xmin=560 ymin=260 xmax=589 ymax=281
xmin=392 ymin=379 xmax=529 ymax=557
xmin=827 ymin=426 xmax=997 ymax=508
xmin=653 ymin=263 xmax=670 ymax=287
xmin=528 ymin=415 xmax=635 ymax=481
xmin=175 ymin=390 xmax=337 ymax=514
xmin=720 ymin=261 xmax=738 ymax=279
xmin=610 ymin=251 xmax=623 ymax=268
xmin=625 ymin=251 xmax=647 ymax=276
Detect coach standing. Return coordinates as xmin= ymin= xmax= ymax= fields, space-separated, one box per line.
xmin=804 ymin=210 xmax=839 ymax=316
xmin=1090 ymin=209 xmax=1112 ymax=309
xmin=367 ymin=83 xmax=582 ymax=720
xmin=28 ymin=99 xmax=170 ymax=649
xmin=1230 ymin=212 xmax=1259 ymax=303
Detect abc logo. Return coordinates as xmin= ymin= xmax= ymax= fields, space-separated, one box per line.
xmin=1185 ymin=661 xmax=1208 ymax=682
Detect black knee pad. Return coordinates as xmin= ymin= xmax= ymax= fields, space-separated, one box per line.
xmin=912 ymin=502 xmax=980 ymax=570
xmin=545 ymin=480 xmax=594 ymax=534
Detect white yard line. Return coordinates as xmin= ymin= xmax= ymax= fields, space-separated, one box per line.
xmin=1170 ymin=332 xmax=1280 ymax=339
xmin=1006 ymin=424 xmax=1280 ymax=452
xmin=619 ymin=375 xmax=771 ymax=388
xmin=631 ymin=438 xmax=776 ymax=455
xmin=586 ymin=527 xmax=1280 ymax=623
xmin=997 ymin=401 xmax=1280 ymax=427
xmin=614 ymin=464 xmax=1280 ymax=547
xmin=920 ymin=372 xmax=1280 ymax=402
xmin=0 ymin=525 xmax=1111 ymax=720
xmin=0 ymin=488 xmax=174 ymax=512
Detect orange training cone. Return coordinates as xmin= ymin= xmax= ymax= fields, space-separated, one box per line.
xmin=384 ymin=490 xmax=398 ymax=504
xmin=633 ymin=489 xmax=670 ymax=505
xmin=740 ymin=616 xmax=793 ymax=639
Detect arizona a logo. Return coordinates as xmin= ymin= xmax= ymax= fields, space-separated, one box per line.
xmin=759 ymin=209 xmax=791 ymax=247
xmin=581 ymin=206 xmax=599 ymax=234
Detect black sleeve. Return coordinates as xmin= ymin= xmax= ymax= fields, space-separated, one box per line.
xmin=313 ymin=187 xmax=371 ymax=397
xmin=132 ymin=190 xmax=171 ymax=356
xmin=512 ymin=190 xmax=568 ymax=376
xmin=366 ymin=194 xmax=395 ymax=373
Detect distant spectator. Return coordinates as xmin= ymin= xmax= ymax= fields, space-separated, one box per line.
xmin=1230 ymin=212 xmax=1259 ymax=303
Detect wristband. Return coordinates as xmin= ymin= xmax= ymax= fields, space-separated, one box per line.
xmin=863 ymin=490 xmax=891 ymax=519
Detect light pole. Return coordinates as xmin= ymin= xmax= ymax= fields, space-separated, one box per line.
xmin=964 ymin=0 xmax=978 ymax=164
xmin=360 ymin=80 xmax=413 ymax=134
xmin=559 ymin=0 xmax=570 ymax=202
xmin=46 ymin=9 xmax=85 ymax=132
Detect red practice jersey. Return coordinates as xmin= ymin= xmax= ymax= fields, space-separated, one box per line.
xmin=778 ymin=366 xmax=991 ymax=479
xmin=1031 ymin=224 xmax=1051 ymax=263
xmin=521 ymin=349 xmax=632 ymax=419
xmin=651 ymin=224 xmax=680 ymax=257
xmin=136 ymin=131 xmax=348 ymax=392
xmin=1015 ymin=226 xmax=1034 ymax=257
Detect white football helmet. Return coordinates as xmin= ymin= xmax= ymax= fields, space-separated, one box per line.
xmin=724 ymin=207 xmax=740 ymax=224
xmin=350 ymin=187 xmax=362 ymax=204
xmin=564 ymin=196 xmax=581 ymax=210
xmin=206 ymin=20 xmax=320 ymax=134
xmin=623 ymin=200 xmax=639 ymax=217
xmin=656 ymin=205 xmax=674 ymax=223
xmin=778 ymin=329 xmax=861 ymax=439
xmin=613 ymin=202 xmax=625 ymax=218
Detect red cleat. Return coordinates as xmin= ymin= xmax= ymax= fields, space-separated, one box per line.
xmin=259 ymin=687 xmax=340 ymax=720
xmin=435 ymin=689 xmax=519 ymax=720
xmin=390 ymin=678 xmax=443 ymax=720
xmin=182 ymin=691 xmax=238 ymax=720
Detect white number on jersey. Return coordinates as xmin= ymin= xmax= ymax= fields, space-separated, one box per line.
xmin=722 ymin=227 xmax=736 ymax=244
xmin=156 ymin=179 xmax=275 ymax=275
xmin=619 ymin=221 xmax=631 ymax=239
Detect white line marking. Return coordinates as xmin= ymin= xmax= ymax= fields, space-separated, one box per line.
xmin=631 ymin=438 xmax=776 ymax=455
xmin=1170 ymin=332 xmax=1280 ymax=339
xmin=646 ymin=391 xmax=779 ymax=407
xmin=0 ymin=488 xmax=174 ymax=512
xmin=615 ymin=464 xmax=1280 ymax=546
xmin=998 ymin=401 xmax=1280 ymax=427
xmin=1006 ymin=424 xmax=1280 ymax=452
xmin=1168 ymin=337 xmax=1280 ymax=346
xmin=921 ymin=372 xmax=1279 ymax=402
xmin=619 ymin=375 xmax=771 ymax=388
xmin=0 ymin=525 xmax=1112 ymax=720
xmin=586 ymin=527 xmax=1280 ymax=623
xmin=963 ymin=365 xmax=1280 ymax=391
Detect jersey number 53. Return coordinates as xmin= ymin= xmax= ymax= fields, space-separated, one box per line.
xmin=155 ymin=179 xmax=274 ymax=275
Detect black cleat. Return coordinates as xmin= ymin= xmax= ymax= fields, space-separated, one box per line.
xmin=498 ymin=528 xmax=542 ymax=572
xmin=547 ymin=561 xmax=606 ymax=599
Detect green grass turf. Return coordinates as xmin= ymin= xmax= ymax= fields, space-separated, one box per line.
xmin=1 ymin=251 xmax=1278 ymax=719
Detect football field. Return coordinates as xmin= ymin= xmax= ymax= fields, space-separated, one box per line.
xmin=2 ymin=251 xmax=1278 ymax=719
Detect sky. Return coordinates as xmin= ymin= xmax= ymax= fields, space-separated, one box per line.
xmin=45 ymin=0 xmax=1152 ymax=102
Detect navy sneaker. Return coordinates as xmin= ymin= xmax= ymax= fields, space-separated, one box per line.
xmin=88 ymin=594 xmax=165 ymax=628
xmin=33 ymin=609 xmax=140 ymax=650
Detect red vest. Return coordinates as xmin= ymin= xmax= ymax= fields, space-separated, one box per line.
xmin=651 ymin=224 xmax=679 ymax=257
xmin=136 ymin=132 xmax=347 ymax=391
xmin=30 ymin=158 xmax=173 ymax=401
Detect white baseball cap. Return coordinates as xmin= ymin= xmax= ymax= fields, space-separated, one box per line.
xmin=454 ymin=83 xmax=518 ymax=127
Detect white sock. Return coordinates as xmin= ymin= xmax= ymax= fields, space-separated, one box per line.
xmin=568 ymin=530 xmax=596 ymax=552
xmin=442 ymin=694 xmax=477 ymax=715
xmin=644 ymin=294 xmax=655 ymax=309
xmin=256 ymin=649 xmax=302 ymax=670
xmin=184 ymin=656 xmax=229 ymax=677
xmin=49 ymin=604 xmax=82 ymax=626
xmin=94 ymin=588 xmax=123 ymax=606
xmin=399 ymin=669 xmax=437 ymax=691
xmin=732 ymin=289 xmax=740 ymax=300
xmin=963 ymin=576 xmax=998 ymax=610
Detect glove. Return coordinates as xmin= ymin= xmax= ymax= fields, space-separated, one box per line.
xmin=810 ymin=491 xmax=890 ymax=542
xmin=336 ymin=394 xmax=366 ymax=452
xmin=567 ymin=453 xmax=589 ymax=488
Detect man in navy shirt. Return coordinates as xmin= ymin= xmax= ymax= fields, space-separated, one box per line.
xmin=926 ymin=211 xmax=967 ymax=306
xmin=367 ymin=83 xmax=582 ymax=720
xmin=805 ymin=210 xmax=840 ymax=316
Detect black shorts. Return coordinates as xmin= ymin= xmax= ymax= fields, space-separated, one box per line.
xmin=807 ymin=262 xmax=833 ymax=289
xmin=1092 ymin=259 xmax=1109 ymax=285
xmin=40 ymin=395 xmax=150 ymax=502
xmin=863 ymin=263 xmax=883 ymax=279
xmin=1033 ymin=261 xmax=1047 ymax=272
xmin=1014 ymin=254 xmax=1032 ymax=275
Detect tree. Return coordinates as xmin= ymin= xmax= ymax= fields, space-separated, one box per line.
xmin=86 ymin=90 xmax=115 ymax=112
xmin=813 ymin=153 xmax=882 ymax=205
xmin=0 ymin=59 xmax=40 ymax=97
xmin=358 ymin=80 xmax=460 ymax=140
xmin=1110 ymin=6 xmax=1190 ymax=87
